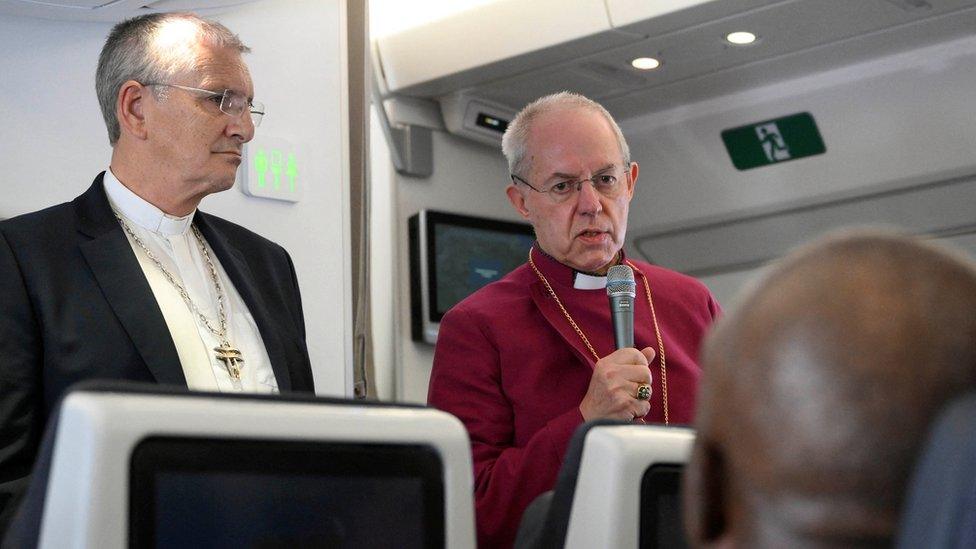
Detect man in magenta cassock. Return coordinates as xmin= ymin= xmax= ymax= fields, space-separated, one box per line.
xmin=428 ymin=92 xmax=722 ymax=548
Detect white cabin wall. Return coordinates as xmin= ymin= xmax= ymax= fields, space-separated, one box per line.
xmin=0 ymin=0 xmax=353 ymax=396
xmin=1 ymin=16 xmax=109 ymax=215
xmin=376 ymin=129 xmax=513 ymax=403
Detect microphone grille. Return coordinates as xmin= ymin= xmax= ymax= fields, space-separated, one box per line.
xmin=607 ymin=264 xmax=636 ymax=296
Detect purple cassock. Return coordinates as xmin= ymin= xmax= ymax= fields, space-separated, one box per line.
xmin=428 ymin=246 xmax=721 ymax=548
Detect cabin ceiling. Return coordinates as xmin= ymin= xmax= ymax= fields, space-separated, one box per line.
xmin=0 ymin=0 xmax=260 ymax=22
xmin=378 ymin=0 xmax=976 ymax=121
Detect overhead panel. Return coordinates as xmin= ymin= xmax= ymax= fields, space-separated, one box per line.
xmin=604 ymin=2 xmax=976 ymax=118
xmin=471 ymin=0 xmax=976 ymax=117
xmin=375 ymin=0 xmax=643 ymax=97
xmin=633 ymin=175 xmax=976 ymax=276
xmin=606 ymin=0 xmax=775 ymax=34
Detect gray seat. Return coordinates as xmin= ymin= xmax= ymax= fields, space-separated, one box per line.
xmin=896 ymin=392 xmax=976 ymax=549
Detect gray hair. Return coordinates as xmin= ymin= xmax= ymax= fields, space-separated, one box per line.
xmin=500 ymin=91 xmax=631 ymax=177
xmin=96 ymin=12 xmax=250 ymax=145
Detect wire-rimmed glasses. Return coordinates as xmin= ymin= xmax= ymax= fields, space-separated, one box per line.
xmin=511 ymin=168 xmax=627 ymax=203
xmin=146 ymin=83 xmax=265 ymax=127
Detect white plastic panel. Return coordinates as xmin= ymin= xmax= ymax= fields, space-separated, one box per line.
xmin=634 ymin=175 xmax=976 ymax=277
xmin=606 ymin=0 xmax=728 ymax=29
xmin=376 ymin=0 xmax=622 ymax=94
xmin=39 ymin=391 xmax=476 ymax=549
xmin=565 ymin=426 xmax=695 ymax=549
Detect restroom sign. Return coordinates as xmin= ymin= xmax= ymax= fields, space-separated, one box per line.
xmin=240 ymin=135 xmax=303 ymax=203
xmin=721 ymin=112 xmax=826 ymax=171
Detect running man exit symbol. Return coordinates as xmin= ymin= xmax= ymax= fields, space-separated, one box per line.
xmin=756 ymin=123 xmax=790 ymax=162
xmin=721 ymin=112 xmax=826 ymax=171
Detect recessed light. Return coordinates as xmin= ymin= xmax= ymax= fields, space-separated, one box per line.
xmin=726 ymin=31 xmax=757 ymax=45
xmin=631 ymin=57 xmax=661 ymax=70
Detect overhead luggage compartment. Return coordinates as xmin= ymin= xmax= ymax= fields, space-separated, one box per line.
xmin=375 ymin=0 xmax=976 ymax=125
xmin=374 ymin=0 xmax=642 ymax=98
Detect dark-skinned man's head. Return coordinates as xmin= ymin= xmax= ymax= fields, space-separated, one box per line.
xmin=684 ymin=231 xmax=976 ymax=548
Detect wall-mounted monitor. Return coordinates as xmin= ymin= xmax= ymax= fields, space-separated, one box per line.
xmin=409 ymin=210 xmax=534 ymax=344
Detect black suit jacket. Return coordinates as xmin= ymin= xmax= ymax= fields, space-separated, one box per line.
xmin=0 ymin=174 xmax=314 ymax=531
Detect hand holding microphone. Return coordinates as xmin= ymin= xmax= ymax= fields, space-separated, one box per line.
xmin=578 ymin=265 xmax=655 ymax=421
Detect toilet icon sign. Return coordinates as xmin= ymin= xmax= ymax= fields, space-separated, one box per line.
xmin=242 ymin=140 xmax=303 ymax=203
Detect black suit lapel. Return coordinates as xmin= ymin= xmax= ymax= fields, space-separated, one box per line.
xmin=75 ymin=175 xmax=186 ymax=386
xmin=194 ymin=213 xmax=294 ymax=392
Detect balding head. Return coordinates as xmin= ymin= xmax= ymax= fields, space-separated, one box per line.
xmin=96 ymin=12 xmax=249 ymax=145
xmin=685 ymin=231 xmax=976 ymax=548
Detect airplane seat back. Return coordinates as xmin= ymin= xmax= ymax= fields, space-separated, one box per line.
xmin=515 ymin=420 xmax=695 ymax=549
xmin=2 ymin=381 xmax=476 ymax=549
xmin=896 ymin=391 xmax=976 ymax=549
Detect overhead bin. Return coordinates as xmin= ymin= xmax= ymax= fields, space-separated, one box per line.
xmin=376 ymin=0 xmax=976 ymax=119
xmin=605 ymin=0 xmax=770 ymax=32
xmin=375 ymin=0 xmax=642 ymax=98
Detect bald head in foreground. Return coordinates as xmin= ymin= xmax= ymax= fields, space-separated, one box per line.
xmin=684 ymin=231 xmax=976 ymax=548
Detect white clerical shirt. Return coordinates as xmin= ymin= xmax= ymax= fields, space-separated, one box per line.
xmin=103 ymin=169 xmax=279 ymax=393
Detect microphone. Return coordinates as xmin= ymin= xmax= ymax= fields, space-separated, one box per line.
xmin=607 ymin=265 xmax=636 ymax=349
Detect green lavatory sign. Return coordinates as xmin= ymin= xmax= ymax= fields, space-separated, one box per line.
xmin=241 ymin=138 xmax=303 ymax=203
xmin=253 ymin=149 xmax=298 ymax=192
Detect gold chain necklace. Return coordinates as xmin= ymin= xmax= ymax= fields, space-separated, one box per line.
xmin=116 ymin=214 xmax=245 ymax=381
xmin=528 ymin=248 xmax=669 ymax=424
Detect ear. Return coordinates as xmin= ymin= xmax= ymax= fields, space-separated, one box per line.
xmin=683 ymin=437 xmax=731 ymax=547
xmin=117 ymin=80 xmax=150 ymax=141
xmin=506 ymin=184 xmax=531 ymax=219
xmin=625 ymin=161 xmax=639 ymax=199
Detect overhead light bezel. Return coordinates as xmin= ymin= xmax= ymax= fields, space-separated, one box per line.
xmin=630 ymin=57 xmax=662 ymax=70
xmin=725 ymin=31 xmax=759 ymax=45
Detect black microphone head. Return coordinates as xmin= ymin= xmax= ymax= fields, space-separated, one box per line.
xmin=607 ymin=264 xmax=636 ymax=298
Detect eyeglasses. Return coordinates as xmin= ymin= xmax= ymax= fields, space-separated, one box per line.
xmin=145 ymin=83 xmax=265 ymax=127
xmin=511 ymin=169 xmax=627 ymax=203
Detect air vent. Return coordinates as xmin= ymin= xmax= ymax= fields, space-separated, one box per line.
xmin=576 ymin=61 xmax=647 ymax=88
xmin=884 ymin=0 xmax=933 ymax=11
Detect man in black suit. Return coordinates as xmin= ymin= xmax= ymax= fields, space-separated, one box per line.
xmin=0 ymin=12 xmax=314 ymax=532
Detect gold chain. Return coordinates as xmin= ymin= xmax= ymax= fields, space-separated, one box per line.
xmin=528 ymin=248 xmax=669 ymax=425
xmin=115 ymin=214 xmax=230 ymax=346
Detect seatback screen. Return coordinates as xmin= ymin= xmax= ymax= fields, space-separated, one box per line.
xmin=639 ymin=464 xmax=688 ymax=549
xmin=129 ymin=438 xmax=445 ymax=549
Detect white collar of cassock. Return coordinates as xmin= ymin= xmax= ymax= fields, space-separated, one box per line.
xmin=103 ymin=169 xmax=194 ymax=236
xmin=573 ymin=271 xmax=608 ymax=290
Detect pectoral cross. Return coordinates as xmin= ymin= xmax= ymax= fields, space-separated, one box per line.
xmin=215 ymin=342 xmax=244 ymax=381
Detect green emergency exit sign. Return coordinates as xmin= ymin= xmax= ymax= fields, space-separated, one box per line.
xmin=721 ymin=112 xmax=826 ymax=171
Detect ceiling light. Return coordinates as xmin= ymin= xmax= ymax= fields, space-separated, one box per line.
xmin=630 ymin=57 xmax=661 ymax=70
xmin=726 ymin=31 xmax=758 ymax=45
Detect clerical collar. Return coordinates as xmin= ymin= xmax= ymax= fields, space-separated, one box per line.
xmin=573 ymin=272 xmax=607 ymax=290
xmin=103 ymin=169 xmax=194 ymax=236
xmin=531 ymin=245 xmax=624 ymax=290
